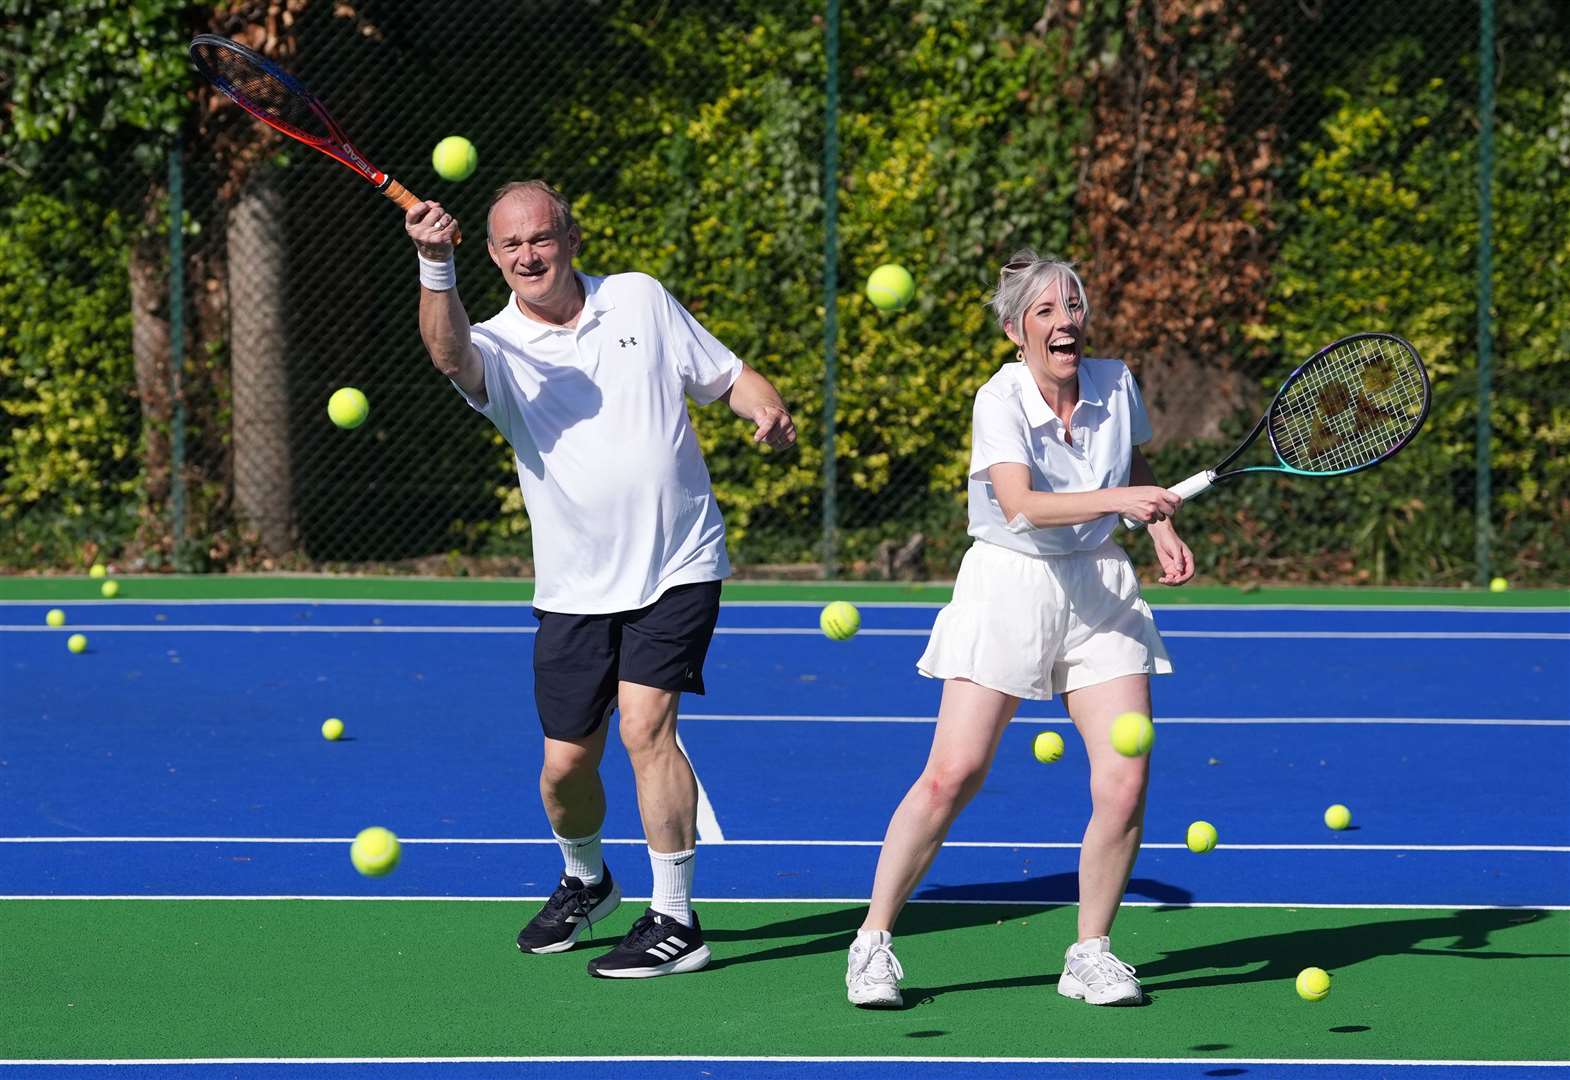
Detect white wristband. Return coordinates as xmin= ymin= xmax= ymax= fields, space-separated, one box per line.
xmin=418 ymin=254 xmax=456 ymax=291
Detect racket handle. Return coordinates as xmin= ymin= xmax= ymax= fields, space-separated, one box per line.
xmin=1121 ymin=469 xmax=1215 ymax=532
xmin=382 ymin=178 xmax=463 ymax=245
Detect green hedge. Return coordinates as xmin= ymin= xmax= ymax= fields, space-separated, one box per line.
xmin=0 ymin=193 xmax=141 ymax=564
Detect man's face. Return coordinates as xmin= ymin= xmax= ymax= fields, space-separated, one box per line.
xmin=487 ymin=193 xmax=581 ymax=307
xmin=1014 ymin=273 xmax=1086 ymax=381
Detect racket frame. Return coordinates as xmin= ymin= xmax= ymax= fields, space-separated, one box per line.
xmin=1123 ymin=332 xmax=1430 ymax=531
xmin=188 ymin=34 xmax=435 ymax=229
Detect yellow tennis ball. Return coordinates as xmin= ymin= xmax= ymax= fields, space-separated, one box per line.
xmin=1186 ymin=820 xmax=1218 ymax=854
xmin=327 ymin=387 xmax=370 ymax=430
xmin=1109 ymin=711 xmax=1155 ymax=757
xmin=819 ymin=600 xmax=861 ymax=641
xmin=866 ymin=263 xmax=915 ymax=311
xmin=88 ymin=563 xmax=107 ymax=578
xmin=1324 ymin=803 xmax=1352 ymax=831
xmin=350 ymin=826 xmax=401 ymax=877
xmin=45 ymin=608 xmax=66 ymax=628
xmin=1032 ymin=730 xmax=1065 ymax=764
xmin=432 ymin=136 xmax=477 ymax=181
xmin=67 ymin=633 xmax=88 ymax=654
xmin=100 ymin=580 xmax=120 ymax=599
xmin=322 ymin=718 xmax=345 ymax=741
xmin=1295 ymin=966 xmax=1331 ymax=1001
xmin=1489 ymin=576 xmax=1508 ymax=593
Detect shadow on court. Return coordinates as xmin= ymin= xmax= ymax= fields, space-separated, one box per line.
xmin=1138 ymin=907 xmax=1565 ymax=991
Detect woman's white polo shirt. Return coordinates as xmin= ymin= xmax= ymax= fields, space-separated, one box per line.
xmin=917 ymin=357 xmax=1172 ymax=700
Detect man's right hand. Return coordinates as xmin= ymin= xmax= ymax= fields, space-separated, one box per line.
xmin=406 ymin=200 xmax=459 ymax=260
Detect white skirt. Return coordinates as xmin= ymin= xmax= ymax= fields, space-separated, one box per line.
xmin=917 ymin=539 xmax=1173 ymax=701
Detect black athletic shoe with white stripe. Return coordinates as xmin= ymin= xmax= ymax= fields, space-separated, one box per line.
xmin=516 ymin=867 xmax=621 ymax=955
xmin=587 ymin=908 xmax=711 ymax=978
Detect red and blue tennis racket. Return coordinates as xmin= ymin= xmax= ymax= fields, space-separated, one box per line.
xmin=189 ymin=34 xmax=460 ymax=242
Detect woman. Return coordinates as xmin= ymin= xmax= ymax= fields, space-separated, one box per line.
xmin=845 ymin=250 xmax=1195 ymax=1008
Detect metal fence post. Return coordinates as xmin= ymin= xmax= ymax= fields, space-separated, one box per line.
xmin=1474 ymin=0 xmax=1495 ymax=585
xmin=820 ymin=0 xmax=841 ymax=579
xmin=168 ymin=137 xmax=187 ymax=562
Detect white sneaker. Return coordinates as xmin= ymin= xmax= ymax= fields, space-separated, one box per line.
xmin=1057 ymin=936 xmax=1143 ymax=1005
xmin=846 ymin=929 xmax=904 ymax=1007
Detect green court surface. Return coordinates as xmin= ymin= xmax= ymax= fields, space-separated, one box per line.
xmin=1 ymin=574 xmax=1566 ymax=606
xmin=3 ymin=901 xmax=1567 ymax=1061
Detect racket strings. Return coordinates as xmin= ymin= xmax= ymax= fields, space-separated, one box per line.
xmin=1269 ymin=337 xmax=1427 ymax=473
xmin=192 ymin=42 xmax=329 ymax=143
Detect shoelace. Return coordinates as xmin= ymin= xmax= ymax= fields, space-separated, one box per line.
xmin=1071 ymin=948 xmax=1137 ymax=990
xmin=542 ymin=879 xmax=596 ymax=920
xmin=854 ymin=942 xmax=904 ymax=984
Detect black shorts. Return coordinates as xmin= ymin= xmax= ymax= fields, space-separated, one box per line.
xmin=532 ymin=580 xmax=723 ymax=740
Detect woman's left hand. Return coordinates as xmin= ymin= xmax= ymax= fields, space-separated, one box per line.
xmin=1150 ymin=523 xmax=1196 ymax=585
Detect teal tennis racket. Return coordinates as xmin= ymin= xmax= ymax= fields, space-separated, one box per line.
xmin=1127 ymin=332 xmax=1430 ymax=531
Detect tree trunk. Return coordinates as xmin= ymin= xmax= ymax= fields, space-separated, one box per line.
xmin=129 ymin=192 xmax=172 ymax=556
xmin=228 ymin=174 xmax=293 ymax=555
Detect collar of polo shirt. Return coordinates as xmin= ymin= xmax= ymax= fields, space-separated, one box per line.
xmin=511 ymin=272 xmax=617 ymax=342
xmin=1013 ymin=359 xmax=1105 ymax=429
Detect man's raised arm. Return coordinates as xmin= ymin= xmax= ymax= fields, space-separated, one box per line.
xmin=405 ymin=200 xmax=485 ymax=403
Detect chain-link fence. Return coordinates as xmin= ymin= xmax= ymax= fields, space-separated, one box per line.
xmin=3 ymin=1 xmax=1566 ymax=583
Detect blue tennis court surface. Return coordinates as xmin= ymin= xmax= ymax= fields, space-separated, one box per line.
xmin=3 ymin=598 xmax=1567 ymax=1076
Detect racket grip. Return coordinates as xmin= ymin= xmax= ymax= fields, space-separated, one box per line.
xmin=383 ymin=178 xmax=463 ymax=245
xmin=1121 ymin=469 xmax=1215 ymax=532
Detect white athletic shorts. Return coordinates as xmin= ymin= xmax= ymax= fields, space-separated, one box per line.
xmin=917 ymin=539 xmax=1173 ymax=701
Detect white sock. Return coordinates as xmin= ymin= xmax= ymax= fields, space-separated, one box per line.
xmin=553 ymin=829 xmax=603 ymax=886
xmin=648 ymin=847 xmax=696 ymax=927
xmin=856 ymin=928 xmax=892 ymax=947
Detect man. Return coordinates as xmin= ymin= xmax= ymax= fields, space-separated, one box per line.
xmin=405 ymin=180 xmax=795 ymax=978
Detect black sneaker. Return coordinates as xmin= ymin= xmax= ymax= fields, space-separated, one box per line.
xmin=516 ymin=867 xmax=621 ymax=955
xmin=587 ymin=908 xmax=711 ymax=978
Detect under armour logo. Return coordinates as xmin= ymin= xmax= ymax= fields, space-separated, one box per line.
xmin=619 ymin=336 xmax=637 ymax=348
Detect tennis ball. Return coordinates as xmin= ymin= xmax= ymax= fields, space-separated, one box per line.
xmin=67 ymin=633 xmax=88 ymax=654
xmin=866 ymin=263 xmax=915 ymax=312
xmin=322 ymin=717 xmax=345 ymax=741
xmin=327 ymin=387 xmax=370 ymax=430
xmin=820 ymin=600 xmax=861 ymax=641
xmin=1324 ymin=803 xmax=1352 ymax=831
xmin=1295 ymin=966 xmax=1331 ymax=1001
xmin=100 ymin=580 xmax=120 ymax=599
xmin=1109 ymin=711 xmax=1155 ymax=757
xmin=432 ymin=136 xmax=477 ymax=182
xmin=1032 ymin=730 xmax=1065 ymax=764
xmin=1186 ymin=820 xmax=1218 ymax=854
xmin=350 ymin=826 xmax=401 ymax=877
xmin=45 ymin=609 xmax=66 ymax=628
xmin=1489 ymin=576 xmax=1508 ymax=593
xmin=88 ymin=563 xmax=107 ymax=578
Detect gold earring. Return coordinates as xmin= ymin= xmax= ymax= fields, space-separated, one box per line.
xmin=1015 ymin=349 xmax=1023 ymax=361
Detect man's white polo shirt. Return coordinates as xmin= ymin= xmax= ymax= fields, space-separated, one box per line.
xmin=457 ymin=271 xmax=742 ymax=614
xmin=967 ymin=358 xmax=1153 ymax=555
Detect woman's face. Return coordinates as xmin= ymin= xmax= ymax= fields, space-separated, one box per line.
xmin=1011 ymin=273 xmax=1087 ymax=383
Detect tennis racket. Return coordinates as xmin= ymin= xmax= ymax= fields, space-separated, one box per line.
xmin=188 ymin=34 xmax=460 ymax=243
xmin=1125 ymin=332 xmax=1431 ymax=531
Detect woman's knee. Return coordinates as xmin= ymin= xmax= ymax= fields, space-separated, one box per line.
xmin=920 ymin=758 xmax=989 ymax=817
xmin=1089 ymin=767 xmax=1147 ymax=823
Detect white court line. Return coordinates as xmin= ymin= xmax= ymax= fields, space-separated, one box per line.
xmin=681 ymin=714 xmax=1570 ymax=726
xmin=3 ymin=623 xmax=1565 ymax=640
xmin=1 ymin=598 xmax=1565 ymax=614
xmin=1 ymin=1054 xmax=1567 ymax=1067
xmin=4 ymin=896 xmax=1567 ymax=912
xmin=4 ymin=836 xmax=1564 ymax=852
xmin=676 ymin=731 xmax=724 ymax=843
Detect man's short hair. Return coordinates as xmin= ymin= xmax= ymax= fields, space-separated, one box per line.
xmin=485 ymin=180 xmax=577 ymax=241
